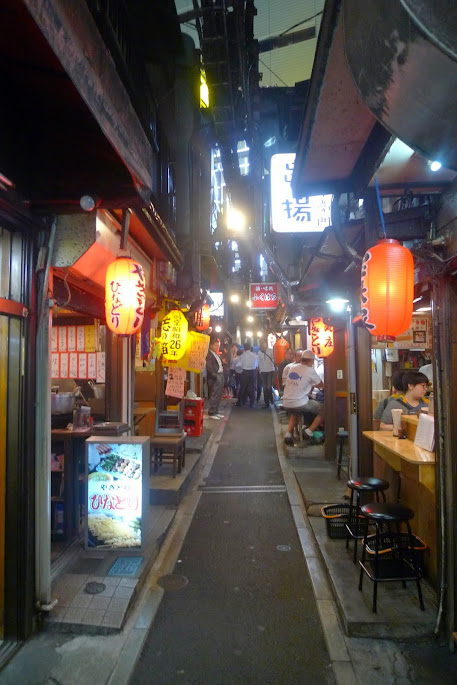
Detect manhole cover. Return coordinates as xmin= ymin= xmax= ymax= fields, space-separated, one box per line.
xmin=157 ymin=574 xmax=189 ymax=591
xmin=276 ymin=545 xmax=292 ymax=552
xmin=85 ymin=581 xmax=106 ymax=594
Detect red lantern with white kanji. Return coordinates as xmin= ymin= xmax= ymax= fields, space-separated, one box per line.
xmin=310 ymin=318 xmax=334 ymax=358
xmin=195 ymin=303 xmax=210 ymax=331
xmin=361 ymin=239 xmax=414 ymax=338
xmin=105 ymin=256 xmax=146 ymax=335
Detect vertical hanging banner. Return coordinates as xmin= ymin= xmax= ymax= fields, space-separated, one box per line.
xmin=165 ymin=366 xmax=186 ymax=399
xmin=160 ymin=309 xmax=188 ymax=362
xmin=310 ymin=318 xmax=334 ymax=358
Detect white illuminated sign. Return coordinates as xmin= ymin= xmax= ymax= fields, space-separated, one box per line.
xmin=270 ymin=153 xmax=332 ymax=233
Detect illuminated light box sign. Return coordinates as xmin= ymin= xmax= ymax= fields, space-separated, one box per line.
xmin=250 ymin=283 xmax=278 ymax=310
xmin=208 ymin=292 xmax=224 ymax=317
xmin=85 ymin=436 xmax=149 ymax=550
xmin=270 ymin=153 xmax=332 ymax=233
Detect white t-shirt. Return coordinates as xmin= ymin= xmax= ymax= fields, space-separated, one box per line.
xmin=283 ymin=362 xmax=322 ymax=409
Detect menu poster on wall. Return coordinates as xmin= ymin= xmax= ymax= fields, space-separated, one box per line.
xmin=85 ymin=436 xmax=149 ymax=551
xmin=69 ymin=352 xmax=78 ymax=378
xmin=58 ymin=326 xmax=67 ymax=352
xmin=165 ymin=366 xmax=186 ymax=399
xmin=393 ymin=316 xmax=430 ymax=349
xmin=77 ymin=326 xmax=85 ymax=351
xmin=51 ymin=353 xmax=60 ymax=378
xmin=51 ymin=327 xmax=58 ymax=352
xmin=96 ymin=352 xmax=106 ymax=383
xmin=187 ymin=333 xmax=210 ymax=372
xmin=67 ymin=326 xmax=76 ymax=351
xmin=88 ymin=353 xmax=96 ymax=379
xmin=60 ymin=353 xmax=69 ymax=378
xmin=78 ymin=353 xmax=87 ymax=379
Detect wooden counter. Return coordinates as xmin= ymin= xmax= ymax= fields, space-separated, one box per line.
xmin=363 ymin=431 xmax=435 ymax=492
xmin=363 ymin=430 xmax=437 ymax=583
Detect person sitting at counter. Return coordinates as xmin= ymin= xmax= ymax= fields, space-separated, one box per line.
xmin=380 ymin=370 xmax=429 ymax=430
xmin=373 ymin=369 xmax=406 ymax=421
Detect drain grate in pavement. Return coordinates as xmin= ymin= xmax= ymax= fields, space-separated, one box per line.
xmin=157 ymin=574 xmax=189 ymax=591
xmin=85 ymin=581 xmax=106 ymax=594
xmin=108 ymin=556 xmax=143 ymax=577
xmin=200 ymin=485 xmax=286 ymax=494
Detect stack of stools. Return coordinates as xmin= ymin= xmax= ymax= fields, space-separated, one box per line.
xmin=345 ymin=477 xmax=389 ymax=563
xmin=358 ymin=502 xmax=425 ymax=613
xmin=183 ymin=398 xmax=204 ymax=437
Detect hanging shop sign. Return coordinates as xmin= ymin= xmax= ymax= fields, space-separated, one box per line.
xmin=105 ymin=256 xmax=146 ymax=335
xmin=166 ymin=331 xmax=210 ymax=373
xmin=194 ymin=303 xmax=210 ymax=331
xmin=270 ymin=153 xmax=332 ymax=233
xmin=361 ymin=239 xmax=414 ymax=338
xmin=160 ymin=309 xmax=188 ymax=362
xmin=310 ymin=318 xmax=334 ymax=358
xmin=250 ymin=283 xmax=279 ymax=309
xmin=85 ymin=436 xmax=149 ymax=550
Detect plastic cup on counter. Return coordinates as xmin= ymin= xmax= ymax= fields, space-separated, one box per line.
xmin=391 ymin=408 xmax=403 ymax=437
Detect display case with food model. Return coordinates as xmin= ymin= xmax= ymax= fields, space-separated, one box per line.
xmin=85 ymin=436 xmax=150 ymax=550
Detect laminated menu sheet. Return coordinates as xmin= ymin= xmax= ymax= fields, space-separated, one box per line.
xmin=414 ymin=412 xmax=435 ymax=452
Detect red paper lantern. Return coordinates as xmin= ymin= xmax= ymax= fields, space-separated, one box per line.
xmin=105 ymin=256 xmax=146 ymax=335
xmin=361 ymin=239 xmax=414 ymax=338
xmin=273 ymin=337 xmax=289 ymax=365
xmin=195 ymin=303 xmax=210 ymax=331
xmin=310 ymin=318 xmax=334 ymax=358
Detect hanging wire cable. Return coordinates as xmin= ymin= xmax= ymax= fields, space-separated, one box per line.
xmin=375 ymin=177 xmax=387 ymax=239
xmin=279 ymin=10 xmax=323 ymax=37
xmin=259 ymin=57 xmax=289 ymax=87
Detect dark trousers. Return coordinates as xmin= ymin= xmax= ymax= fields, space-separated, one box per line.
xmin=260 ymin=371 xmax=274 ymax=407
xmin=207 ymin=373 xmax=223 ymax=415
xmin=238 ymin=369 xmax=256 ymax=406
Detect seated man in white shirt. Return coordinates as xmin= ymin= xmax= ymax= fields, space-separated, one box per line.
xmin=236 ymin=343 xmax=258 ymax=407
xmin=282 ymin=350 xmax=324 ymax=445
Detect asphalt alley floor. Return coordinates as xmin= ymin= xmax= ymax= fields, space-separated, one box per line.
xmin=130 ymin=405 xmax=336 ymax=685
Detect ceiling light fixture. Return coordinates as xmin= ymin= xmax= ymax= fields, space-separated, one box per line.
xmin=430 ymin=160 xmax=442 ymax=172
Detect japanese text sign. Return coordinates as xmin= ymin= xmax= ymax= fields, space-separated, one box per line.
xmin=165 ymin=366 xmax=186 ymax=399
xmin=161 ymin=309 xmax=188 ymax=361
xmin=270 ymin=153 xmax=332 ymax=233
xmin=85 ymin=437 xmax=149 ymax=551
xmin=250 ymin=283 xmax=279 ymax=310
xmin=166 ymin=332 xmax=210 ymax=373
xmin=310 ymin=318 xmax=334 ymax=358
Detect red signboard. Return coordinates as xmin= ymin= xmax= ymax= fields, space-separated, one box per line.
xmin=250 ymin=283 xmax=279 ymax=309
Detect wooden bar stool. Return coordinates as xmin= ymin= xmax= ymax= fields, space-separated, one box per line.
xmin=358 ymin=502 xmax=425 ymax=613
xmin=150 ymin=431 xmax=186 ymax=478
xmin=345 ymin=477 xmax=389 ymax=563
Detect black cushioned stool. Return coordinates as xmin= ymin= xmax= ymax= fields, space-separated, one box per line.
xmin=358 ymin=502 xmax=424 ymax=613
xmin=336 ymin=430 xmax=349 ymax=479
xmin=346 ymin=477 xmax=389 ymax=563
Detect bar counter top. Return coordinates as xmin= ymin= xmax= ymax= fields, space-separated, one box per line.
xmin=363 ymin=431 xmax=435 ymax=465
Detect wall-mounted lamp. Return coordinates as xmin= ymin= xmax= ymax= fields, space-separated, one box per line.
xmin=229 ymin=293 xmax=240 ymax=304
xmin=80 ymin=194 xmax=101 ymax=212
xmin=326 ymin=298 xmax=349 ymax=313
xmin=247 ymin=315 xmax=254 ymax=323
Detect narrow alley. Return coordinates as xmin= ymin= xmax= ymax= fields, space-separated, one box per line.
xmin=131 ymin=405 xmax=334 ymax=684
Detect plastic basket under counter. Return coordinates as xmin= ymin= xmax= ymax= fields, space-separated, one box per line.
xmin=321 ymin=503 xmax=364 ymax=540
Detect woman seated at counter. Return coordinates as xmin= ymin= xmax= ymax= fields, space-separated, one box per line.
xmin=373 ymin=369 xmax=406 ymax=422
xmin=380 ymin=370 xmax=429 ymax=430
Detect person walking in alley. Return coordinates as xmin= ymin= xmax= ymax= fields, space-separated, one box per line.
xmin=283 ymin=350 xmax=324 ymax=445
xmin=236 ymin=342 xmax=258 ymax=407
xmin=257 ymin=339 xmax=276 ymax=408
xmin=205 ymin=336 xmax=224 ymax=419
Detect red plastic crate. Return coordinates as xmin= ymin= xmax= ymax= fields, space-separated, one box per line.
xmin=184 ymin=398 xmax=205 ymax=422
xmin=184 ymin=417 xmax=203 ymax=437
